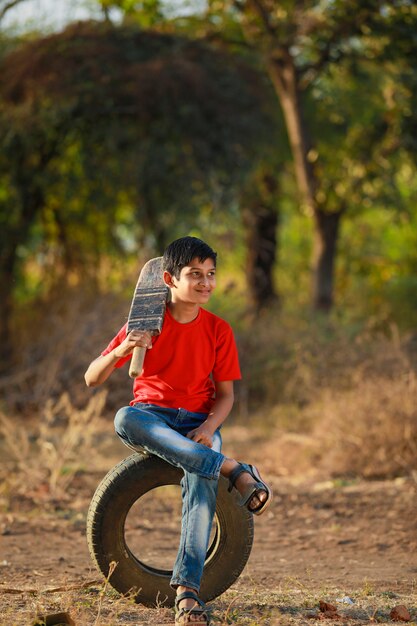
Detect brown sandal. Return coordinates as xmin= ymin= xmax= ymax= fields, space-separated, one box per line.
xmin=228 ymin=463 xmax=272 ymax=515
xmin=174 ymin=591 xmax=210 ymax=625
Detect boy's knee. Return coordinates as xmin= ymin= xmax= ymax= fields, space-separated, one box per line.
xmin=114 ymin=406 xmax=133 ymax=436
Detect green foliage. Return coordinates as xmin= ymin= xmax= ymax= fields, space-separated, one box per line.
xmin=99 ymin=0 xmax=165 ymax=27
xmin=2 ymin=1 xmax=417 ymax=334
xmin=184 ymin=0 xmax=417 ymax=312
xmin=0 ymin=21 xmax=271 ymax=303
xmin=274 ymin=186 xmax=417 ymax=330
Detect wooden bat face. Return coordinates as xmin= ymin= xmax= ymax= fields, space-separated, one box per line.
xmin=127 ymin=257 xmax=169 ymax=379
xmin=127 ymin=257 xmax=169 ymax=336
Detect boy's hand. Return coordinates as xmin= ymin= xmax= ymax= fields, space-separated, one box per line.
xmin=114 ymin=330 xmax=153 ymax=358
xmin=187 ymin=424 xmax=214 ymax=448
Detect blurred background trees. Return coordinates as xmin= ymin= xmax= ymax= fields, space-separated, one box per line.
xmin=170 ymin=0 xmax=417 ymax=311
xmin=1 ymin=0 xmax=415 ymax=340
xmin=0 ymin=1 xmax=416 ymax=478
xmin=0 ymin=19 xmax=274 ymax=359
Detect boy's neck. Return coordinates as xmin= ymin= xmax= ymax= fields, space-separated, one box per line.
xmin=168 ymin=301 xmax=200 ymax=324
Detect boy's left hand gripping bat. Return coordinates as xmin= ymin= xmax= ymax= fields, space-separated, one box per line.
xmin=127 ymin=257 xmax=169 ymax=379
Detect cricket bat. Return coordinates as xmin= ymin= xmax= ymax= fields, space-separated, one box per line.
xmin=127 ymin=257 xmax=169 ymax=379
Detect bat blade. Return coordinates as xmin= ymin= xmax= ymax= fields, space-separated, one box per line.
xmin=127 ymin=257 xmax=168 ymax=378
xmin=127 ymin=287 xmax=167 ymax=334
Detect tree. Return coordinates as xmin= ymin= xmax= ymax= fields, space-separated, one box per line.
xmin=0 ymin=21 xmax=271 ymax=359
xmin=91 ymin=0 xmax=291 ymax=310
xmin=193 ymin=0 xmax=417 ymax=310
xmin=241 ymin=165 xmax=280 ymax=310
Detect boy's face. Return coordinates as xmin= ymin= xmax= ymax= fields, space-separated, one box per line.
xmin=164 ymin=257 xmax=216 ymax=305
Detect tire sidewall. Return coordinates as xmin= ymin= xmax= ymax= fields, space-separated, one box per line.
xmin=87 ymin=454 xmax=254 ymax=606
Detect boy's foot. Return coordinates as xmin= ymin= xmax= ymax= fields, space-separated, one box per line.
xmin=227 ymin=462 xmax=272 ymax=515
xmin=175 ymin=588 xmax=210 ymax=625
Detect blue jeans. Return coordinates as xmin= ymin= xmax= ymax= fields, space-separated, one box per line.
xmin=114 ymin=403 xmax=225 ymax=592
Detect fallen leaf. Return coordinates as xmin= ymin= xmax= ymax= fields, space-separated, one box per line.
xmin=33 ymin=612 xmax=76 ymax=626
xmin=320 ymin=601 xmax=338 ymax=613
xmin=316 ymin=600 xmax=344 ymax=620
xmin=390 ymin=606 xmax=411 ymax=622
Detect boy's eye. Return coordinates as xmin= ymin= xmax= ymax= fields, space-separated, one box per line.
xmin=189 ymin=270 xmax=216 ymax=278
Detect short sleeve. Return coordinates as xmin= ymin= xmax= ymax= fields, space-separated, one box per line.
xmin=101 ymin=323 xmax=131 ymax=368
xmin=212 ymin=323 xmax=241 ymax=382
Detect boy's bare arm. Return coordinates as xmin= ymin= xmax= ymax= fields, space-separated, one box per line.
xmin=187 ymin=380 xmax=234 ymax=448
xmin=84 ymin=330 xmax=152 ymax=387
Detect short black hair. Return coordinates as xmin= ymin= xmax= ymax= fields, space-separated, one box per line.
xmin=163 ymin=236 xmax=217 ymax=279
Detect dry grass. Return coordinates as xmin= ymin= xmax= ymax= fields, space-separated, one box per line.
xmin=1 ymin=293 xmax=416 ymax=625
xmin=309 ymin=371 xmax=417 ymax=478
xmin=3 ymin=293 xmax=417 ymax=481
xmin=1 ymin=291 xmax=416 ymax=486
xmin=237 ymin=310 xmax=417 ymax=479
xmin=254 ymin=369 xmax=417 ymax=480
xmin=0 ymin=390 xmax=106 ymax=505
xmin=0 ymin=577 xmax=416 ymax=625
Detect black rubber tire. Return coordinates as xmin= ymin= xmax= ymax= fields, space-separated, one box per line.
xmin=86 ymin=453 xmax=254 ymax=607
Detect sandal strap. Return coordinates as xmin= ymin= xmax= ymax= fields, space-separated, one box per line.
xmin=175 ymin=608 xmax=210 ymax=625
xmin=239 ymin=482 xmax=265 ymax=507
xmin=175 ymin=591 xmax=210 ymax=625
xmin=175 ymin=591 xmax=205 ymax=610
xmin=228 ymin=463 xmax=272 ymax=515
xmin=227 ymin=462 xmax=248 ymax=492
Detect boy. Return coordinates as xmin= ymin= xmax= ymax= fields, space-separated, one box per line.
xmin=84 ymin=236 xmax=271 ymax=626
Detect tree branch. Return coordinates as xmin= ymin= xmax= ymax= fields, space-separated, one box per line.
xmin=248 ymin=0 xmax=277 ymax=37
xmin=203 ymin=30 xmax=255 ymax=52
xmin=0 ymin=0 xmax=28 ymax=23
xmin=299 ymin=6 xmax=378 ymax=84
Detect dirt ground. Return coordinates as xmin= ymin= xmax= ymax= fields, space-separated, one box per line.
xmin=1 ymin=421 xmax=416 ymax=625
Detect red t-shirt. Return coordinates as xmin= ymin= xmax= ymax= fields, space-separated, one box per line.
xmin=101 ymin=307 xmax=241 ymax=413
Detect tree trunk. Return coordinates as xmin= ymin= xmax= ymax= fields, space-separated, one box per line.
xmin=0 ymin=253 xmax=15 ymax=367
xmin=267 ymin=53 xmax=342 ymax=311
xmin=267 ymin=53 xmax=318 ymax=212
xmin=242 ymin=172 xmax=279 ymax=311
xmin=0 ymin=177 xmax=44 ymax=362
xmin=313 ymin=208 xmax=343 ymax=311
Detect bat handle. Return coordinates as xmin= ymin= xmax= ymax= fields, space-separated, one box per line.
xmin=129 ymin=346 xmax=146 ymax=379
